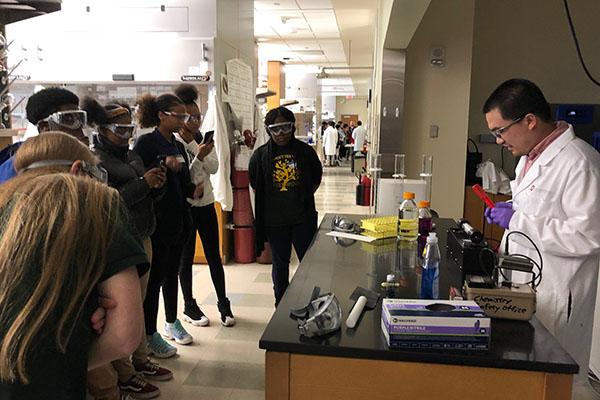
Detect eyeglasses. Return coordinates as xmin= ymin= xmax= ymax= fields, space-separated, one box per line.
xmin=102 ymin=123 xmax=136 ymax=139
xmin=489 ymin=116 xmax=525 ymax=139
xmin=18 ymin=159 xmax=108 ymax=184
xmin=163 ymin=111 xmax=190 ymax=123
xmin=41 ymin=110 xmax=87 ymax=130
xmin=267 ymin=121 xmax=294 ymax=136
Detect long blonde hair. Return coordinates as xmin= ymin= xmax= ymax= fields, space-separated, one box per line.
xmin=0 ymin=132 xmax=121 ymax=383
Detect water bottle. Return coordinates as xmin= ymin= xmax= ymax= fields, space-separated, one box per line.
xmin=397 ymin=192 xmax=418 ymax=241
xmin=417 ymin=201 xmax=433 ymax=259
xmin=421 ymin=232 xmax=440 ymax=299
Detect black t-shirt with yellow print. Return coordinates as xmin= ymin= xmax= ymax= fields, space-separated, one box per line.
xmin=265 ymin=145 xmax=306 ymax=227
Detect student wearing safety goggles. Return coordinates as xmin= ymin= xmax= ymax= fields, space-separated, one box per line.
xmin=134 ymin=93 xmax=202 ymax=359
xmin=82 ymin=97 xmax=172 ymax=399
xmin=0 ymin=87 xmax=89 ymax=183
xmin=249 ymin=106 xmax=323 ymax=306
xmin=173 ymin=83 xmax=235 ymax=329
xmin=1 ymin=132 xmax=146 ymax=400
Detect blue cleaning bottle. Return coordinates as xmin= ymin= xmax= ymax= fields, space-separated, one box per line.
xmin=421 ymin=232 xmax=440 ymax=300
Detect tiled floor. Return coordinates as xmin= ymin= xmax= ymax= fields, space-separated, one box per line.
xmin=153 ymin=165 xmax=368 ymax=399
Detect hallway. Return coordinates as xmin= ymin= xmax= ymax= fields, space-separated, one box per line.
xmin=154 ymin=166 xmax=368 ymax=399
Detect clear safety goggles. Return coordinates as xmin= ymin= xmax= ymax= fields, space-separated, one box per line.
xmin=19 ymin=159 xmax=108 ymax=184
xmin=163 ymin=111 xmax=190 ymax=123
xmin=41 ymin=110 xmax=87 ymax=130
xmin=102 ymin=123 xmax=137 ymax=139
xmin=266 ymin=121 xmax=294 ymax=136
xmin=290 ymin=287 xmax=342 ymax=338
xmin=331 ymin=215 xmax=361 ymax=234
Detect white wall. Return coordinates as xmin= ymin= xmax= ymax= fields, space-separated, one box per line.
xmin=401 ymin=0 xmax=475 ymax=218
xmin=322 ymin=96 xmax=337 ymax=121
xmin=336 ymin=97 xmax=368 ymax=123
xmin=7 ymin=0 xmax=217 ymax=83
xmin=468 ymin=0 xmax=600 ymax=178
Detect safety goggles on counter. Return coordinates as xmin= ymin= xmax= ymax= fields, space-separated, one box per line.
xmin=289 ymin=286 xmax=342 ymax=338
xmin=19 ymin=159 xmax=108 ymax=184
xmin=266 ymin=121 xmax=294 ymax=136
xmin=41 ymin=110 xmax=87 ymax=130
xmin=101 ymin=123 xmax=137 ymax=139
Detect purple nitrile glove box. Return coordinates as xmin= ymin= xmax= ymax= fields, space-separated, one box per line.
xmin=381 ymin=299 xmax=491 ymax=350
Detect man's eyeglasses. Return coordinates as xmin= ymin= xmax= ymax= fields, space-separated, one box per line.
xmin=163 ymin=111 xmax=190 ymax=123
xmin=489 ymin=116 xmax=525 ymax=139
xmin=267 ymin=122 xmax=294 ymax=136
xmin=102 ymin=123 xmax=136 ymax=139
xmin=41 ymin=110 xmax=87 ymax=130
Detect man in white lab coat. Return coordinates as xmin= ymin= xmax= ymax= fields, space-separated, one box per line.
xmin=323 ymin=120 xmax=339 ymax=166
xmin=352 ymin=120 xmax=367 ymax=153
xmin=484 ymin=79 xmax=600 ymax=390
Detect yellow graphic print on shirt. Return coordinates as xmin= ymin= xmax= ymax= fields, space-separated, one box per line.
xmin=273 ymin=154 xmax=300 ymax=192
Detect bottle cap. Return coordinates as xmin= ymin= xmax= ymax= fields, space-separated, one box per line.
xmin=403 ymin=192 xmax=415 ymax=200
xmin=418 ymin=200 xmax=430 ymax=208
xmin=427 ymin=232 xmax=438 ymax=244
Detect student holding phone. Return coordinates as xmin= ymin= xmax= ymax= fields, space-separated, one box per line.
xmin=174 ymin=84 xmax=235 ymax=327
xmin=134 ymin=93 xmax=202 ymax=358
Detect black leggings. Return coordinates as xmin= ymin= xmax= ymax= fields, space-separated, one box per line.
xmin=179 ymin=203 xmax=226 ymax=303
xmin=144 ymin=234 xmax=185 ymax=334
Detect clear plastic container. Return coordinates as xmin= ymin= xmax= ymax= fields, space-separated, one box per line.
xmin=421 ymin=232 xmax=440 ymax=300
xmin=397 ymin=192 xmax=418 ymax=241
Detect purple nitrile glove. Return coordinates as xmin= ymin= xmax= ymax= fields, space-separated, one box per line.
xmin=488 ymin=201 xmax=514 ymax=229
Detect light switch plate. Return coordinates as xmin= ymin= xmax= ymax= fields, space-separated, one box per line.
xmin=429 ymin=125 xmax=439 ymax=138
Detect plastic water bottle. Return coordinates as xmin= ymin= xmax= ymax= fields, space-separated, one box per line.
xmin=421 ymin=232 xmax=440 ymax=299
xmin=417 ymin=201 xmax=433 ymax=259
xmin=397 ymin=192 xmax=418 ymax=241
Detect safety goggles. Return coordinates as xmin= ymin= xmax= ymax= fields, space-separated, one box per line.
xmin=19 ymin=159 xmax=108 ymax=184
xmin=41 ymin=110 xmax=87 ymax=130
xmin=187 ymin=114 xmax=202 ymax=124
xmin=102 ymin=123 xmax=137 ymax=139
xmin=489 ymin=116 xmax=525 ymax=139
xmin=266 ymin=121 xmax=294 ymax=136
xmin=290 ymin=287 xmax=342 ymax=338
xmin=163 ymin=111 xmax=190 ymax=123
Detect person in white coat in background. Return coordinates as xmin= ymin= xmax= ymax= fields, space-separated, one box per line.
xmin=323 ymin=120 xmax=338 ymax=166
xmin=352 ymin=120 xmax=367 ymax=153
xmin=483 ymin=79 xmax=600 ymax=395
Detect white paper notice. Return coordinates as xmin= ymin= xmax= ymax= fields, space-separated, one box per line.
xmin=225 ymin=59 xmax=254 ymax=133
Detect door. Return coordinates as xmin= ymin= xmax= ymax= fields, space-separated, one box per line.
xmin=341 ymin=114 xmax=359 ymax=127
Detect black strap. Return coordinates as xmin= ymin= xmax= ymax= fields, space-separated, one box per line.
xmin=467 ymin=138 xmax=480 ymax=153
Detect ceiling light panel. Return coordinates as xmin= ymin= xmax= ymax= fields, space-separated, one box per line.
xmin=286 ymin=40 xmax=320 ymax=50
xmin=254 ymin=0 xmax=299 ymax=11
xmin=303 ymin=10 xmax=339 ymax=34
xmin=296 ymin=0 xmax=333 ymax=9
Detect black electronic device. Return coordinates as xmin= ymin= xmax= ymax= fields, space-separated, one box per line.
xmin=155 ymin=154 xmax=167 ymax=169
xmin=446 ymin=220 xmax=493 ymax=278
xmin=202 ymin=130 xmax=214 ymax=144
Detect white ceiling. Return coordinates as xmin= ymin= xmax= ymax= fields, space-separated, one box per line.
xmin=254 ymin=0 xmax=376 ymax=97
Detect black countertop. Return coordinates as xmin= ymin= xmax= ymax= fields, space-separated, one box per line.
xmin=259 ymin=214 xmax=579 ymax=375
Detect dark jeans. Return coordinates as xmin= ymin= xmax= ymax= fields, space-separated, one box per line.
xmin=144 ymin=233 xmax=185 ymax=333
xmin=265 ymin=213 xmax=318 ymax=306
xmin=179 ymin=203 xmax=226 ymax=303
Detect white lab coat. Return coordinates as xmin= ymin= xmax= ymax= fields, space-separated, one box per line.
xmin=504 ymin=125 xmax=600 ymax=383
xmin=323 ymin=126 xmax=338 ymax=156
xmin=352 ymin=125 xmax=367 ymax=152
xmin=174 ymin=135 xmax=218 ymax=207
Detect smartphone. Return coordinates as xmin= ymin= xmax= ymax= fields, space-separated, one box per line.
xmin=155 ymin=154 xmax=167 ymax=169
xmin=202 ymin=130 xmax=214 ymax=145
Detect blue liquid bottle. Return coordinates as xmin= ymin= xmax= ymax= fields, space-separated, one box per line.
xmin=421 ymin=232 xmax=440 ymax=300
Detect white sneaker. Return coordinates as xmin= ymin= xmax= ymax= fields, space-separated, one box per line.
xmin=164 ymin=319 xmax=193 ymax=345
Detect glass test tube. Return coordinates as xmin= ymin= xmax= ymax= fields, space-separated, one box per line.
xmin=420 ymin=154 xmax=433 ymax=203
xmin=392 ymin=154 xmax=406 ymax=179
